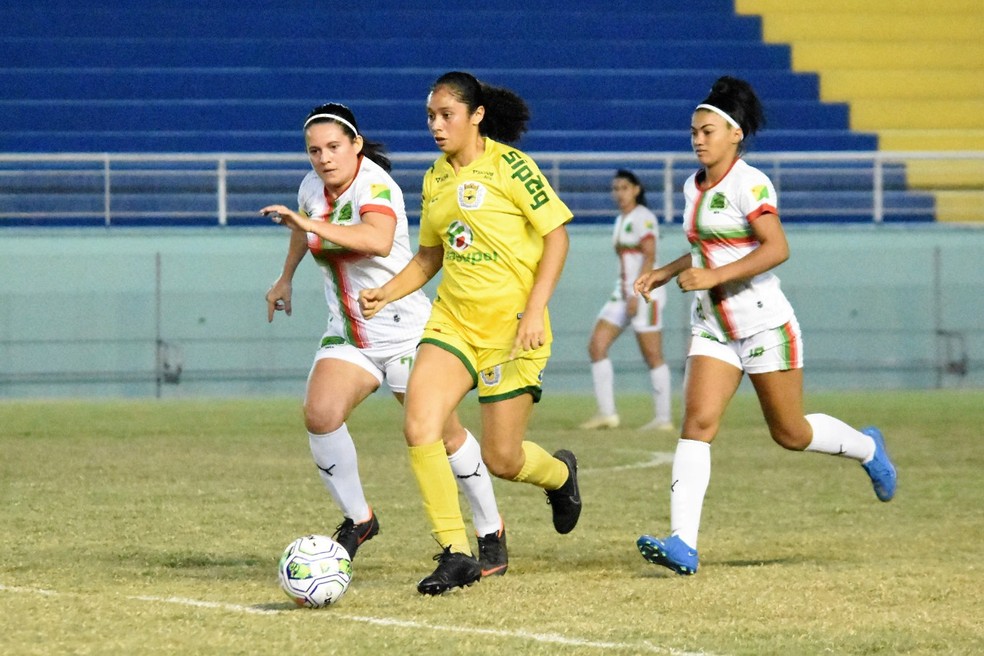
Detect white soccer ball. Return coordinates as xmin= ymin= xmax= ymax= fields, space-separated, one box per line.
xmin=277 ymin=535 xmax=353 ymax=607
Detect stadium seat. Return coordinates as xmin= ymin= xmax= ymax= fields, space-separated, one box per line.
xmin=0 ymin=0 xmax=947 ymax=224
xmin=736 ymin=0 xmax=984 ymax=222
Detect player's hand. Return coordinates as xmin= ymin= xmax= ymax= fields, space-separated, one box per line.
xmin=511 ymin=312 xmax=546 ymax=359
xmin=260 ymin=204 xmax=310 ymax=232
xmin=265 ymin=277 xmax=292 ymax=322
xmin=358 ymin=287 xmax=389 ymax=319
xmin=677 ymin=267 xmax=719 ymax=292
xmin=634 ymin=268 xmax=672 ymax=302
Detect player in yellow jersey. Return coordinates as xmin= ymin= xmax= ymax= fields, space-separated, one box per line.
xmin=360 ymin=71 xmax=581 ymax=594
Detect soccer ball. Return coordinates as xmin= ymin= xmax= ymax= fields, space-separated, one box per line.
xmin=277 ymin=535 xmax=353 ymax=607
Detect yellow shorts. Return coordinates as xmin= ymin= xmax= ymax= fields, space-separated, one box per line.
xmin=420 ymin=323 xmax=548 ymax=404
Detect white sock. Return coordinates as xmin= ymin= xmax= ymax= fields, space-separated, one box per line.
xmin=447 ymin=430 xmax=501 ymax=536
xmin=669 ymin=439 xmax=711 ymax=550
xmin=649 ymin=363 xmax=672 ymax=424
xmin=308 ymin=424 xmax=371 ymax=523
xmin=804 ymin=414 xmax=876 ymax=462
xmin=590 ymin=358 xmax=617 ymax=416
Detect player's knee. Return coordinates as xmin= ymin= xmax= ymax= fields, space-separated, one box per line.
xmin=587 ymin=340 xmax=607 ymax=361
xmin=681 ymin=414 xmax=719 ymax=441
xmin=403 ymin=412 xmax=440 ymax=447
xmin=481 ymin=443 xmax=523 ymax=479
xmin=768 ymin=421 xmax=811 ymax=451
xmin=303 ymin=403 xmax=345 ymax=435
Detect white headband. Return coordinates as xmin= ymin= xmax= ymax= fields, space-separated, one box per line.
xmin=696 ymin=103 xmax=741 ymax=131
xmin=303 ymin=113 xmax=359 ymax=136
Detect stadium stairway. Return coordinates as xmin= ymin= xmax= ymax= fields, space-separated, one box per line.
xmin=0 ymin=0 xmax=936 ymax=224
xmin=736 ymin=0 xmax=984 ymax=223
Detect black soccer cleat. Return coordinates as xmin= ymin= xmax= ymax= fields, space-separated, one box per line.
xmin=545 ymin=449 xmax=581 ymax=534
xmin=332 ymin=508 xmax=379 ymax=560
xmin=416 ymin=546 xmax=482 ymax=595
xmin=477 ymin=521 xmax=508 ymax=577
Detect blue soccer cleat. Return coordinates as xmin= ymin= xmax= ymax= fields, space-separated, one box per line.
xmin=637 ymin=534 xmax=698 ymax=575
xmin=861 ymin=426 xmax=897 ymax=502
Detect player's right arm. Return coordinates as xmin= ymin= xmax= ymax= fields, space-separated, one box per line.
xmin=266 ymin=227 xmax=308 ymax=322
xmin=359 ymin=245 xmax=443 ymax=319
xmin=634 ymin=253 xmax=691 ymax=302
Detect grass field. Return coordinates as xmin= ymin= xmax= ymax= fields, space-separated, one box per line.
xmin=1 ymin=391 xmax=982 ymax=655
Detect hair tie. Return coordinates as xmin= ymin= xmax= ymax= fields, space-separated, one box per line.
xmin=303 ymin=113 xmax=359 ymax=136
xmin=696 ymin=103 xmax=741 ymax=131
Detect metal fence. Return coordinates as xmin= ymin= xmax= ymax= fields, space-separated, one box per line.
xmin=2 ymin=151 xmax=981 ymax=226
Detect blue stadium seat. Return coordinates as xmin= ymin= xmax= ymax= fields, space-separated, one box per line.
xmin=0 ymin=0 xmax=935 ymax=224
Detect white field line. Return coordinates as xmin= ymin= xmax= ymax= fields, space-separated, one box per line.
xmin=584 ymin=451 xmax=675 ymax=472
xmin=1 ymin=583 xmax=715 ymax=656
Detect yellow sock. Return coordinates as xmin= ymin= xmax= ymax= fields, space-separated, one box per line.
xmin=408 ymin=441 xmax=471 ymax=554
xmin=512 ymin=441 xmax=569 ymax=490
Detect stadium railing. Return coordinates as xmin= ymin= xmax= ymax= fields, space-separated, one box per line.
xmin=3 ymin=151 xmax=979 ymax=227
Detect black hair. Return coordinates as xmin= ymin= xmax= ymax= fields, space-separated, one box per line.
xmin=699 ymin=76 xmax=765 ymax=151
xmin=431 ymin=71 xmax=530 ymax=144
xmin=614 ymin=169 xmax=647 ymax=207
xmin=303 ymin=102 xmax=392 ymax=172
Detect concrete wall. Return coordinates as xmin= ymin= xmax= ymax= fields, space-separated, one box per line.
xmin=0 ymin=224 xmax=981 ymax=399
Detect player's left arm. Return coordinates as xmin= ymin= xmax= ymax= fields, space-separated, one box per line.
xmin=513 ymin=223 xmax=569 ymax=357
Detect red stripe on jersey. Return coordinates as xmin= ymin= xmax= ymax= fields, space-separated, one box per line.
xmin=323 ymin=251 xmax=371 ymax=348
xmin=748 ymin=204 xmax=778 ymax=222
xmin=782 ymin=321 xmax=801 ymax=367
xmin=360 ymin=204 xmax=397 ymax=219
xmin=689 ymin=186 xmax=739 ymax=339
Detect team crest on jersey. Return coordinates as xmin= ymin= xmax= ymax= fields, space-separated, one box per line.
xmin=334 ymin=201 xmax=354 ymax=224
xmin=752 ymin=185 xmax=770 ymax=201
xmin=709 ymin=192 xmax=728 ymax=211
xmin=457 ymin=181 xmax=486 ymax=209
xmin=480 ymin=365 xmax=501 ymax=387
xmin=446 ymin=220 xmax=473 ymax=252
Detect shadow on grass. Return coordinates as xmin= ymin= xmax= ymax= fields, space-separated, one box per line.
xmin=715 ymin=556 xmax=815 ymax=568
xmin=635 ymin=555 xmax=814 ymax=577
xmin=252 ymin=601 xmax=296 ymax=612
xmin=159 ymin=553 xmax=269 ymax=569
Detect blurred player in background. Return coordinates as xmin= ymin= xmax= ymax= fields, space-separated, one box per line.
xmin=261 ymin=103 xmax=506 ymax=576
xmin=580 ymin=169 xmax=673 ymax=432
xmin=359 ymin=72 xmax=581 ymax=595
xmin=633 ymin=76 xmax=897 ymax=576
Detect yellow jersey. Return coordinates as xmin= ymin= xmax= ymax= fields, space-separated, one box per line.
xmin=420 ymin=138 xmax=573 ymax=348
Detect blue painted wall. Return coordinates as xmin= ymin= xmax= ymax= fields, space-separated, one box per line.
xmin=1 ymin=224 xmax=980 ymax=399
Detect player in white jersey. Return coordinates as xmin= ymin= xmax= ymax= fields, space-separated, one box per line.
xmin=580 ymin=169 xmax=673 ymax=431
xmin=261 ymin=103 xmax=506 ymax=574
xmin=294 ymin=155 xmax=431 ymax=351
xmin=632 ymin=77 xmax=897 ymax=576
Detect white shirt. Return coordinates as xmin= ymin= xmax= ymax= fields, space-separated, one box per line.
xmin=682 ymin=158 xmax=795 ymax=341
xmin=610 ymin=204 xmax=658 ymax=300
xmin=298 ymin=156 xmax=431 ymax=349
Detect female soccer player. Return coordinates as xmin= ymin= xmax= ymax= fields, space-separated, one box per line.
xmin=633 ymin=77 xmax=897 ymax=575
xmin=580 ymin=169 xmax=673 ymax=432
xmin=261 ymin=103 xmax=506 ymax=576
xmin=359 ymin=72 xmax=581 ymax=595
